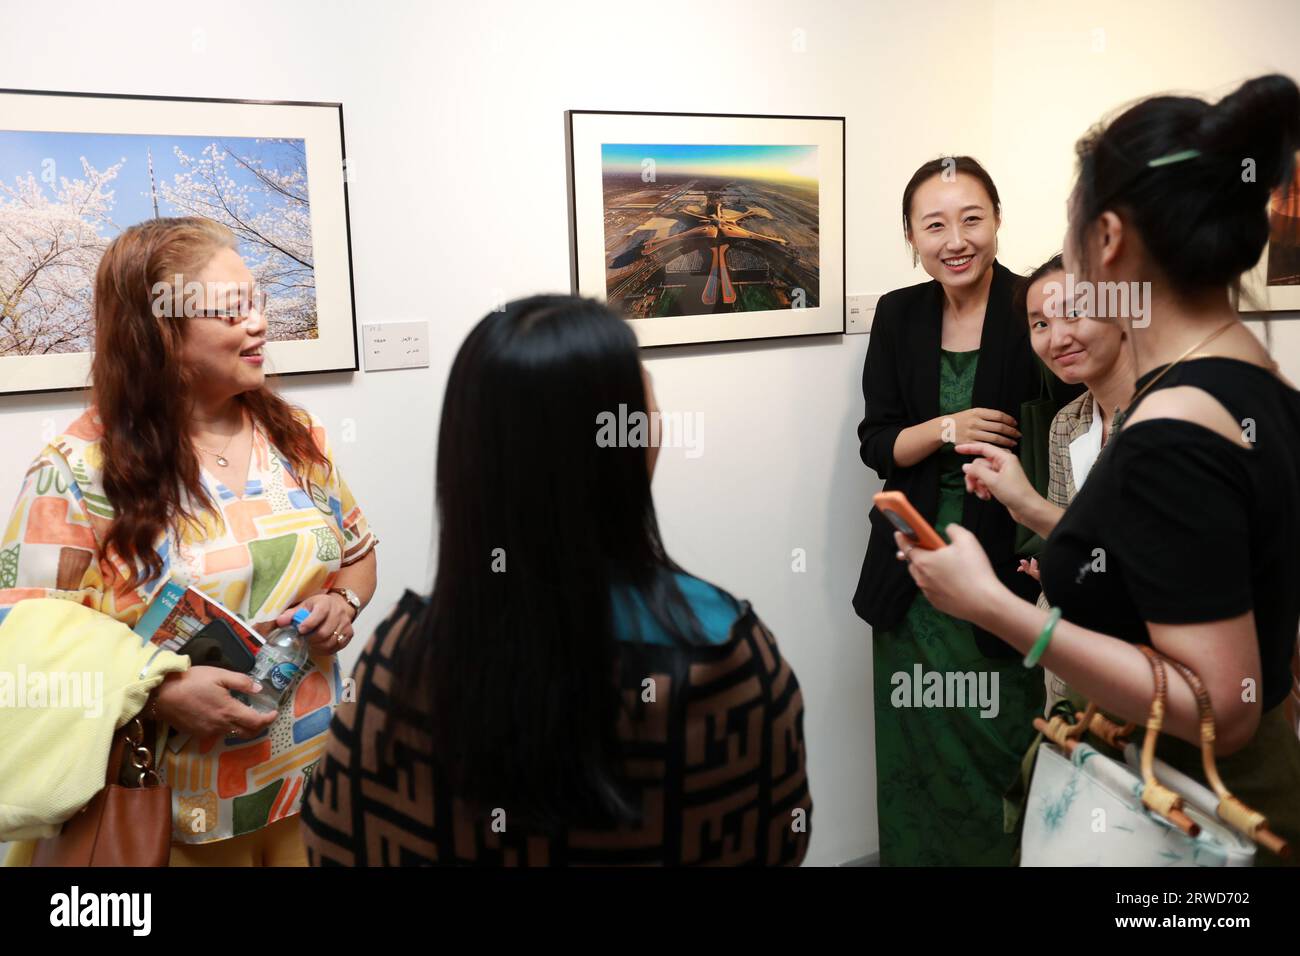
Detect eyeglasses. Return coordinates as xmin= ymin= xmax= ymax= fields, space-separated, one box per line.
xmin=194 ymin=288 xmax=268 ymax=328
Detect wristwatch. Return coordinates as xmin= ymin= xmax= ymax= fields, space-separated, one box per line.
xmin=328 ymin=587 xmax=361 ymax=618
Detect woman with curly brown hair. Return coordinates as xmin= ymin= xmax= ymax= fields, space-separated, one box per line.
xmin=0 ymin=216 xmax=377 ymax=866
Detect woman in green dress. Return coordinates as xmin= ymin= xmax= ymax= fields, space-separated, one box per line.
xmin=853 ymin=157 xmax=1078 ymax=865
xmin=903 ymin=75 xmax=1300 ymax=866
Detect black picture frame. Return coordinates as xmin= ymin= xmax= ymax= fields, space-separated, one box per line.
xmin=566 ymin=109 xmax=846 ymax=348
xmin=0 ymin=87 xmax=358 ymax=396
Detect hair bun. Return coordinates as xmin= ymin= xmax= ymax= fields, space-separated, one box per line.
xmin=1196 ymin=73 xmax=1300 ymax=191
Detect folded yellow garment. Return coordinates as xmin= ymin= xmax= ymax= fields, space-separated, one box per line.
xmin=0 ymin=597 xmax=189 ymax=843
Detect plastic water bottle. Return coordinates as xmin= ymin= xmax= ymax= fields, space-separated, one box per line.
xmin=235 ymin=608 xmax=311 ymax=713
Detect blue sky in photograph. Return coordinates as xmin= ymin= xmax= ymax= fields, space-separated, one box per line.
xmin=0 ymin=130 xmax=306 ymax=233
xmin=602 ymin=143 xmax=817 ymax=183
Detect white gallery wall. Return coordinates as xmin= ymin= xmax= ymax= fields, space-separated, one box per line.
xmin=1 ymin=0 xmax=1297 ymax=865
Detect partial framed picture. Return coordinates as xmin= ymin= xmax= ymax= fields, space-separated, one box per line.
xmin=1243 ymin=150 xmax=1300 ymax=313
xmin=0 ymin=89 xmax=357 ymax=395
xmin=566 ymin=110 xmax=844 ymax=347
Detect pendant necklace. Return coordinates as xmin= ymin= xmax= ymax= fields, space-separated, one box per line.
xmin=194 ymin=415 xmax=243 ymax=468
xmin=1112 ymin=321 xmax=1237 ymax=432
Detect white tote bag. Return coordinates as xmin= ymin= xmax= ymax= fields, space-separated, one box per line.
xmin=1021 ymin=739 xmax=1254 ymax=866
xmin=1021 ymin=645 xmax=1285 ymax=866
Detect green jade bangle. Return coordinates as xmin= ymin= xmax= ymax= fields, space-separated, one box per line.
xmin=1024 ymin=606 xmax=1062 ymax=668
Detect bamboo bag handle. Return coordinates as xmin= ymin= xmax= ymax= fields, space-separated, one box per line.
xmin=1158 ymin=652 xmax=1289 ymax=858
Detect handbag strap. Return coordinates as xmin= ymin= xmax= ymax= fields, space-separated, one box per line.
xmin=1035 ymin=355 xmax=1052 ymax=402
xmin=1134 ymin=647 xmax=1199 ymax=836
xmin=117 ymin=717 xmax=163 ymax=788
xmin=1035 ymin=702 xmax=1136 ymax=752
xmin=1159 ymin=654 xmax=1290 ymax=857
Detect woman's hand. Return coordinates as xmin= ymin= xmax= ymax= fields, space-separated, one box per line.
xmin=277 ymin=592 xmax=355 ymax=653
xmin=893 ymin=525 xmax=1009 ymax=627
xmin=949 ymin=408 xmax=1021 ymax=448
xmin=955 ymin=440 xmax=1047 ymax=529
xmin=893 ymin=409 xmax=1020 ymax=469
xmin=152 ymin=667 xmax=278 ymax=740
xmin=1017 ymin=557 xmax=1041 ymax=582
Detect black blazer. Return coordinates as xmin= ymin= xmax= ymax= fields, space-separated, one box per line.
xmin=852 ymin=260 xmax=1063 ymax=658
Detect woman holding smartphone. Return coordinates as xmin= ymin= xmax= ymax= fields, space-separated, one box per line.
xmin=959 ymin=253 xmax=1136 ymax=708
xmin=854 ymin=157 xmax=1078 ymax=865
xmin=901 ymin=75 xmax=1300 ymax=865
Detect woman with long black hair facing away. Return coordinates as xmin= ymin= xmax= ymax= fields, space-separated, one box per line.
xmin=901 ymin=74 xmax=1300 ymax=865
xmin=301 ymin=294 xmax=812 ymax=866
xmin=855 ymin=157 xmax=1077 ymax=865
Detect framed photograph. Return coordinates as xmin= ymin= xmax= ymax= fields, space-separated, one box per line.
xmin=0 ymin=88 xmax=357 ymax=395
xmin=1243 ymin=151 xmax=1300 ymax=313
xmin=566 ymin=110 xmax=844 ymax=347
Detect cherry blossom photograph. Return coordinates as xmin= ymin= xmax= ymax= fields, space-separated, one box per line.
xmin=0 ymin=90 xmax=356 ymax=394
xmin=0 ymin=131 xmax=316 ymax=356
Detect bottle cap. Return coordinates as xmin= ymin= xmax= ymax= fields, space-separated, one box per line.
xmin=292 ymin=608 xmax=312 ymax=629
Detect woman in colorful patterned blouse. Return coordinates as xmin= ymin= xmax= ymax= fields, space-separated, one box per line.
xmin=0 ymin=217 xmax=377 ymax=866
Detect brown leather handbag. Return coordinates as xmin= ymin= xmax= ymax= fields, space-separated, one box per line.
xmin=31 ymin=717 xmax=172 ymax=867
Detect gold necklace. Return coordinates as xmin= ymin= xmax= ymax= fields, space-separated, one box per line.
xmin=193 ymin=414 xmax=245 ymax=468
xmin=1112 ymin=321 xmax=1238 ymax=432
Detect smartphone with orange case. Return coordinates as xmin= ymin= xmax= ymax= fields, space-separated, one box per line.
xmin=873 ymin=491 xmax=947 ymax=550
